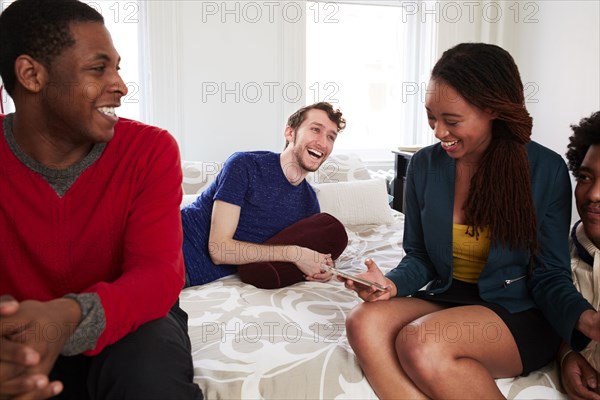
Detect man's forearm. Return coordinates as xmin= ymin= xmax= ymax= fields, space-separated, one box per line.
xmin=208 ymin=240 xmax=303 ymax=265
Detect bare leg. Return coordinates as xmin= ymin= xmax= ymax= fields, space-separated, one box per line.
xmin=346 ymin=297 xmax=446 ymax=399
xmin=398 ymin=305 xmax=522 ymax=399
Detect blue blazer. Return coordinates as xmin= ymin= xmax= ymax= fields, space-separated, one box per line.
xmin=386 ymin=141 xmax=593 ymax=349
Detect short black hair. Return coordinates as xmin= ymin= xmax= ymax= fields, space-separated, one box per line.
xmin=566 ymin=111 xmax=600 ymax=177
xmin=0 ymin=0 xmax=104 ymax=95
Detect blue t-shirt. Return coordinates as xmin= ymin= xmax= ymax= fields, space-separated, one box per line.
xmin=181 ymin=151 xmax=320 ymax=286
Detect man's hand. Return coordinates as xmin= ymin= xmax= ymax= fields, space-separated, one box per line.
xmin=0 ymin=298 xmax=81 ymax=400
xmin=0 ymin=295 xmax=38 ymax=388
xmin=0 ymin=296 xmax=19 ymax=317
xmin=561 ymin=351 xmax=600 ymax=400
xmin=293 ymin=247 xmax=333 ymax=282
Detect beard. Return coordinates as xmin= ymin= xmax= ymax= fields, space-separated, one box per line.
xmin=291 ymin=144 xmax=323 ymax=172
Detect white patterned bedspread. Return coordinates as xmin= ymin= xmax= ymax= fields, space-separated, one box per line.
xmin=180 ymin=211 xmax=566 ymax=399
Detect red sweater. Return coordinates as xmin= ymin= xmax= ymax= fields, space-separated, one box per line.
xmin=0 ymin=116 xmax=185 ymax=355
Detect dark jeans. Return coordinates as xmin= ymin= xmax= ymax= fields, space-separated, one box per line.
xmin=50 ymin=301 xmax=203 ymax=400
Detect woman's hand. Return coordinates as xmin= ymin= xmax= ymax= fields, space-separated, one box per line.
xmin=340 ymin=258 xmax=395 ymax=302
xmin=576 ymin=309 xmax=600 ymax=343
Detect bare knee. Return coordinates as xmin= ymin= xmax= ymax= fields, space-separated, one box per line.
xmin=346 ymin=303 xmax=376 ymax=347
xmin=397 ymin=323 xmax=447 ymax=384
xmin=346 ymin=302 xmax=397 ymax=354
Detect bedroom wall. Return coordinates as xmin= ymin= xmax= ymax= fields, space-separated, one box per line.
xmin=146 ymin=1 xmax=303 ymax=162
xmin=432 ymin=1 xmax=599 ymax=222
xmin=145 ymin=1 xmax=599 ymax=219
xmin=437 ymin=1 xmax=599 ymax=154
xmin=508 ymin=1 xmax=598 ymax=157
xmin=147 ymin=1 xmax=599 ymax=165
xmin=507 ymin=1 xmax=599 ymax=223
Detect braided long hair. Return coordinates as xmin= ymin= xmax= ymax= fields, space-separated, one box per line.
xmin=431 ymin=43 xmax=538 ymax=253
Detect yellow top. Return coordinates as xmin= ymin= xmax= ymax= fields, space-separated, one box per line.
xmin=452 ymin=224 xmax=491 ymax=283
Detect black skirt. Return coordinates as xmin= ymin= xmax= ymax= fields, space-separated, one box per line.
xmin=413 ymin=279 xmax=561 ymax=375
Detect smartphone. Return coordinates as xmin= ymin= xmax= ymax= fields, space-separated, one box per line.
xmin=327 ymin=267 xmax=388 ymax=291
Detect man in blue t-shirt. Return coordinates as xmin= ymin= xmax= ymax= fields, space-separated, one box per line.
xmin=182 ymin=102 xmax=346 ymax=287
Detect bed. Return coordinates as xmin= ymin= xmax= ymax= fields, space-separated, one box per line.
xmin=179 ymin=155 xmax=566 ymax=400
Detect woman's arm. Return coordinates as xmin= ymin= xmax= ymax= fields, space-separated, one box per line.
xmin=529 ymin=154 xmax=595 ymax=349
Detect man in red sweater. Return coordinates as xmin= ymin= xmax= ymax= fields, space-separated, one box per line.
xmin=0 ymin=0 xmax=202 ymax=399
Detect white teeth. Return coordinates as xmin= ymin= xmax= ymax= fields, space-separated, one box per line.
xmin=308 ymin=148 xmax=323 ymax=158
xmin=442 ymin=140 xmax=459 ymax=148
xmin=98 ymin=107 xmax=116 ymax=117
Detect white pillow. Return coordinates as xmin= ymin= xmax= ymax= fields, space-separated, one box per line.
xmin=181 ymin=194 xmax=200 ymax=208
xmin=312 ymin=179 xmax=394 ymax=226
xmin=181 ymin=161 xmax=224 ymax=195
xmin=307 ymin=153 xmax=371 ymax=184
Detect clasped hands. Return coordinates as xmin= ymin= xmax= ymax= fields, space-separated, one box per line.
xmin=0 ymin=296 xmax=80 ymax=400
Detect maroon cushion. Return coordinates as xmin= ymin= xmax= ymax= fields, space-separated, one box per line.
xmin=238 ymin=213 xmax=348 ymax=289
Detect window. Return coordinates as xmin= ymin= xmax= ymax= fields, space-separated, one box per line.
xmin=306 ymin=1 xmax=437 ymax=159
xmin=87 ymin=0 xmax=144 ymax=121
xmin=0 ymin=0 xmax=144 ymax=120
xmin=0 ymin=0 xmax=15 ymax=114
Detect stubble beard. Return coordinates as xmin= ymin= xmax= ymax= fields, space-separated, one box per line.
xmin=292 ymin=145 xmax=322 ymax=173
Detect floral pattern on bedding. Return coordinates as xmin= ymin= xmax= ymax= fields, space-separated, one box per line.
xmin=180 ymin=211 xmax=566 ymax=399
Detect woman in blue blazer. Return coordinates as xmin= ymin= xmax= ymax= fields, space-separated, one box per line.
xmin=344 ymin=43 xmax=599 ymax=399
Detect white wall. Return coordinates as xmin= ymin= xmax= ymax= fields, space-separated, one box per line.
xmin=509 ymin=1 xmax=599 ymax=222
xmin=146 ymin=1 xmax=599 ymax=178
xmin=146 ymin=1 xmax=304 ymax=162
xmin=507 ymin=1 xmax=600 ymax=156
xmin=426 ymin=1 xmax=599 ymax=222
xmin=437 ymin=1 xmax=599 ymax=156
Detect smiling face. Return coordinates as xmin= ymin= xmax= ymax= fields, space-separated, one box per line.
xmin=575 ymin=144 xmax=600 ymax=248
xmin=40 ymin=21 xmax=127 ymax=145
xmin=285 ymin=109 xmax=338 ymax=172
xmin=425 ymin=79 xmax=496 ymax=164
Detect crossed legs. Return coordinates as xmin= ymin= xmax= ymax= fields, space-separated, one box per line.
xmin=346 ymin=298 xmax=522 ymax=399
